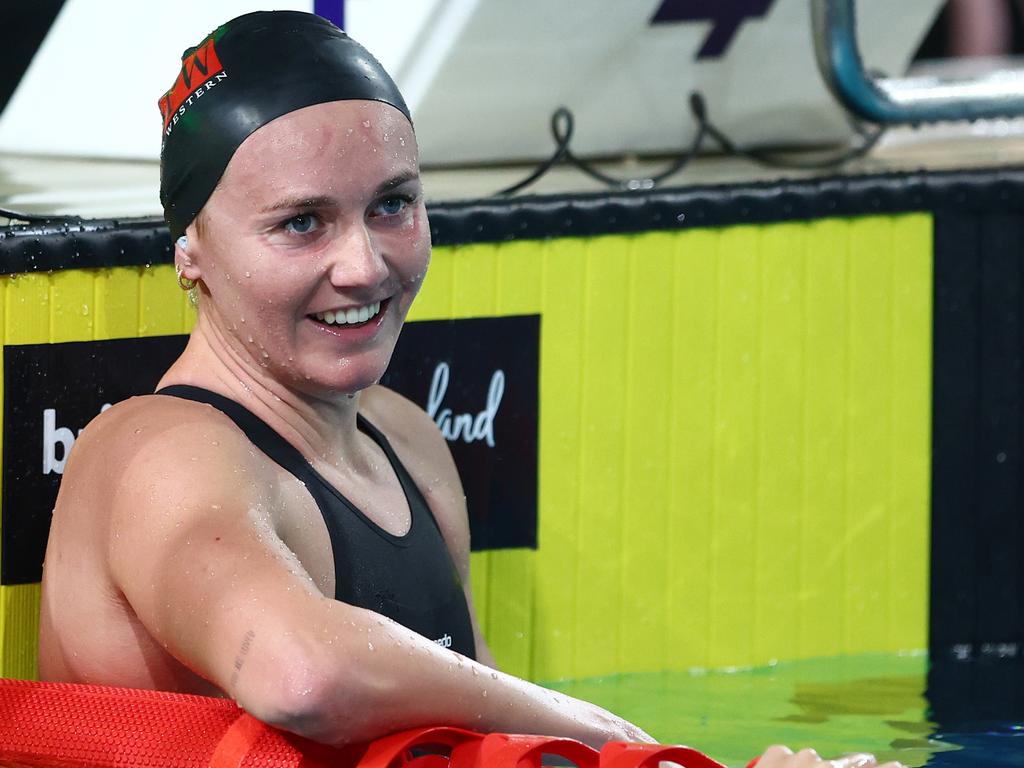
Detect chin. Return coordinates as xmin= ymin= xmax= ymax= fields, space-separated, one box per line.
xmin=304 ymin=360 xmax=391 ymax=398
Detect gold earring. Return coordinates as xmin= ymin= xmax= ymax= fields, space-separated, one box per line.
xmin=176 ymin=266 xmax=197 ymax=291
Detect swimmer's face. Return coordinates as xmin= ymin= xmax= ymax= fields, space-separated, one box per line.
xmin=185 ymin=100 xmax=429 ymax=396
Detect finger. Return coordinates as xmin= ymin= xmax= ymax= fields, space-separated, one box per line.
xmin=755 ymin=745 xmax=794 ymax=767
xmin=831 ymin=753 xmax=880 ymax=768
xmin=790 ymin=747 xmax=823 ymax=767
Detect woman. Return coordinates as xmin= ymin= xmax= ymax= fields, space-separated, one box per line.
xmin=38 ymin=11 xmax=899 ymax=768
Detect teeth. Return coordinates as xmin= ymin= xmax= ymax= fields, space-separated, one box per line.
xmin=314 ymin=301 xmax=382 ymax=327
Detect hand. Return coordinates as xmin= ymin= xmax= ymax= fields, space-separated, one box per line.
xmin=754 ymin=746 xmax=905 ymax=768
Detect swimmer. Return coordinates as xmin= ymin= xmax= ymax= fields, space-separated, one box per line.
xmin=38 ymin=11 xmax=900 ymax=767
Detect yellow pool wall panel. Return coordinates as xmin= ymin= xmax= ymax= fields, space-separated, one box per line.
xmin=0 ymin=214 xmax=932 ymax=682
xmin=414 ymin=213 xmax=933 ymax=680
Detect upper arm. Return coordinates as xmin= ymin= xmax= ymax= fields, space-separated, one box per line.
xmin=100 ymin=410 xmax=340 ymax=709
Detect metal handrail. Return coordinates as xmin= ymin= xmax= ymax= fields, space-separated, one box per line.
xmin=812 ymin=0 xmax=1024 ymax=123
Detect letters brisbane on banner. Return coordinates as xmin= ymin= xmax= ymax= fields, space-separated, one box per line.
xmin=1 ymin=314 xmax=540 ymax=585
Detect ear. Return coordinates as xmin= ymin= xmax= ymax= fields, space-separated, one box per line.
xmin=174 ymin=228 xmax=203 ymax=282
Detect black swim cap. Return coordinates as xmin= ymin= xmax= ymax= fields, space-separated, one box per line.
xmin=158 ymin=11 xmax=411 ymax=241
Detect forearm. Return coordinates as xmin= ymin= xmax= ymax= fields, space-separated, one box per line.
xmin=234 ymin=602 xmax=648 ymax=749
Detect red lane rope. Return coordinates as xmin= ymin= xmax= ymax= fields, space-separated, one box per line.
xmin=0 ymin=678 xmax=731 ymax=768
xmin=207 ymin=714 xmax=280 ymax=768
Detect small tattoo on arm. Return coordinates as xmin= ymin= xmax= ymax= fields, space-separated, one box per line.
xmin=229 ymin=629 xmax=256 ymax=689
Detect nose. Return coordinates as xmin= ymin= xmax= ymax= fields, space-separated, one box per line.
xmin=325 ymin=220 xmax=389 ymax=290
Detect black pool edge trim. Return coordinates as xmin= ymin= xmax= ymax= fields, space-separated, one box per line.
xmin=3 ymin=166 xmax=1024 ymax=275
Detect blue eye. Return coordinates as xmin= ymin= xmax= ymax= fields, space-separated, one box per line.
xmin=373 ymin=195 xmax=411 ymax=217
xmin=284 ymin=213 xmax=319 ymax=235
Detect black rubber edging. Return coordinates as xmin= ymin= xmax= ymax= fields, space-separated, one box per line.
xmin=4 ymin=166 xmax=1024 ymax=275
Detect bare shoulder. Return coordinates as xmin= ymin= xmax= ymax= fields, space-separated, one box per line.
xmin=360 ymin=385 xmax=469 ymax=556
xmin=62 ymin=394 xmax=269 ymax=531
xmin=360 ymin=385 xmax=452 ymax=470
xmin=71 ymin=394 xmax=262 ymax=480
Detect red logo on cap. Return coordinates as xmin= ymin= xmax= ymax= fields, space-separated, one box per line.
xmin=158 ymin=37 xmax=225 ymax=129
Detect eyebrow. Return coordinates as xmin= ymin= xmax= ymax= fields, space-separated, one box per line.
xmin=375 ymin=170 xmax=420 ymax=194
xmin=258 ymin=195 xmax=335 ymax=215
xmin=257 ymin=171 xmax=421 ymax=215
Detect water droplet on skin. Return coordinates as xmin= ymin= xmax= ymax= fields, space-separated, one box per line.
xmin=247 ymin=335 xmax=254 ymax=343
xmin=481 ymin=690 xmax=488 ymax=697
xmin=368 ymin=642 xmax=374 ymax=651
xmin=362 ymin=120 xmax=371 ymax=128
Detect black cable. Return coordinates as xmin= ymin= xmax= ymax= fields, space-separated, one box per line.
xmin=495 ymin=109 xmax=574 ymax=196
xmin=688 ymin=92 xmax=885 ymax=170
xmin=496 ymin=104 xmax=706 ymax=195
xmin=0 ymin=207 xmax=36 ymax=222
xmin=0 ymin=206 xmax=83 ymax=224
xmin=495 ymin=91 xmax=885 ymax=196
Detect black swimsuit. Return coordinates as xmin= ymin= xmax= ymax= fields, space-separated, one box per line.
xmin=157 ymin=385 xmax=476 ymax=659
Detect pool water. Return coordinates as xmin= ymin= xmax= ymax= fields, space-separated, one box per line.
xmin=546 ymin=653 xmax=1024 ymax=767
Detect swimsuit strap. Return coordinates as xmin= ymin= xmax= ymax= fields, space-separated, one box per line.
xmin=154 ymin=385 xmax=421 ymax=532
xmin=155 ymin=384 xmax=476 ymax=658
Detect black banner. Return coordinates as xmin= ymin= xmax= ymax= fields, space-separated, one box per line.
xmin=2 ymin=335 xmax=188 ymax=584
xmin=381 ymin=315 xmax=540 ymax=552
xmin=1 ymin=314 xmax=539 ymax=584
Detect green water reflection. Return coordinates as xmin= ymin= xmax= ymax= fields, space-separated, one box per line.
xmin=546 ymin=653 xmax=959 ymax=768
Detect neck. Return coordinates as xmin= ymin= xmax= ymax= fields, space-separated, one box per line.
xmin=158 ymin=312 xmax=366 ymax=467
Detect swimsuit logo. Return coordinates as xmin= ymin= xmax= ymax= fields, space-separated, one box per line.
xmin=158 ymin=36 xmax=227 ymax=134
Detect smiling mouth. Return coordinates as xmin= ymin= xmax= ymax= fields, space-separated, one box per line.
xmin=310 ymin=299 xmax=386 ymax=328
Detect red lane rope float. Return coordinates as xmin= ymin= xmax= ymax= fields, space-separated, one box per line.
xmin=600 ymin=743 xmax=727 ymax=768
xmin=0 ymin=678 xmax=730 ymax=768
xmin=451 ymin=733 xmax=605 ymax=768
xmin=352 ymin=726 xmax=481 ymax=768
xmin=0 ymin=678 xmax=330 ymax=768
